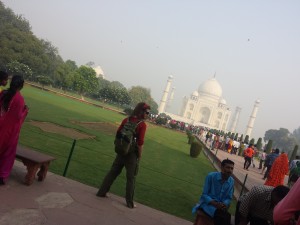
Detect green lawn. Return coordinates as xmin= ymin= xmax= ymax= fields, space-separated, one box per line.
xmin=18 ymin=85 xmax=235 ymax=221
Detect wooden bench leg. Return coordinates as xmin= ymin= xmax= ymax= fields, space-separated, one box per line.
xmin=37 ymin=162 xmax=50 ymax=182
xmin=22 ymin=160 xmax=40 ymax=185
xmin=194 ymin=210 xmax=214 ymax=225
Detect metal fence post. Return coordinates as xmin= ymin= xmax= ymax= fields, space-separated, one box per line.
xmin=63 ymin=139 xmax=77 ymax=177
xmin=239 ymin=174 xmax=248 ymax=199
xmin=212 ymin=149 xmax=219 ymax=164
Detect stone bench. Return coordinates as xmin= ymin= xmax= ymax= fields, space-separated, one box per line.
xmin=193 ymin=209 xmax=235 ymax=225
xmin=193 ymin=210 xmax=214 ymax=225
xmin=16 ymin=146 xmax=55 ymax=185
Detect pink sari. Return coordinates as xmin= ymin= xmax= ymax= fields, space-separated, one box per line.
xmin=0 ymin=91 xmax=28 ymax=179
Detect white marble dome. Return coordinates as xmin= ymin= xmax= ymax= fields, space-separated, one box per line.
xmin=192 ymin=90 xmax=199 ymax=96
xmin=219 ymin=98 xmax=227 ymax=104
xmin=93 ymin=66 xmax=105 ymax=78
xmin=198 ymin=78 xmax=222 ymax=98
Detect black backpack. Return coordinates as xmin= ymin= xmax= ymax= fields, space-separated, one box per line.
xmin=114 ymin=118 xmax=142 ymax=156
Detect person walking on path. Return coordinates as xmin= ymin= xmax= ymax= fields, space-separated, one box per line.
xmin=259 ymin=150 xmax=267 ymax=169
xmin=263 ymin=148 xmax=280 ymax=180
xmin=235 ymin=185 xmax=290 ymax=225
xmin=290 ymin=155 xmax=300 ymax=171
xmin=0 ymin=75 xmax=28 ymax=185
xmin=243 ymin=144 xmax=254 ymax=170
xmin=265 ymin=152 xmax=289 ymax=187
xmin=288 ymin=161 xmax=300 ymax=188
xmin=273 ymin=178 xmax=300 ymax=225
xmin=97 ymin=102 xmax=150 ymax=208
xmin=192 ymin=159 xmax=235 ymax=225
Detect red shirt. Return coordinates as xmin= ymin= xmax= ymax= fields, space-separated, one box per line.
xmin=244 ymin=147 xmax=254 ymax=158
xmin=117 ymin=117 xmax=147 ymax=146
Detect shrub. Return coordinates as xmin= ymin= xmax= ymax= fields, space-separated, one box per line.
xmin=190 ymin=141 xmax=202 ymax=158
xmin=186 ymin=130 xmax=192 ymax=138
xmin=169 ymin=122 xmax=178 ymax=129
xmin=265 ymin=140 xmax=273 ymax=154
xmin=188 ymin=135 xmax=195 ymax=144
xmin=123 ymin=108 xmax=133 ymax=115
xmin=155 ymin=113 xmax=170 ymax=125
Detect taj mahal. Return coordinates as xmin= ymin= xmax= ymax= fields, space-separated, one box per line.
xmin=158 ymin=76 xmax=260 ymax=137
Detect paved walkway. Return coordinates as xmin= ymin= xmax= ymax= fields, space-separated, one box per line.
xmin=1 ymin=148 xmax=288 ymax=225
xmin=0 ymin=161 xmax=192 ymax=225
xmin=212 ymin=148 xmax=288 ymax=192
xmin=215 ymin=150 xmax=266 ymax=190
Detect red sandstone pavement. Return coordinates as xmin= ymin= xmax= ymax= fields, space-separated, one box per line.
xmin=1 ymin=149 xmax=288 ymax=225
xmin=214 ymin=149 xmax=288 ymax=192
xmin=0 ymin=161 xmax=192 ymax=225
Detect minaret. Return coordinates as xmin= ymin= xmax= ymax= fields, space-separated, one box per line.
xmin=158 ymin=75 xmax=173 ymax=114
xmin=166 ymin=87 xmax=175 ymax=110
xmin=245 ymin=99 xmax=260 ymax=137
xmin=230 ymin=107 xmax=242 ymax=133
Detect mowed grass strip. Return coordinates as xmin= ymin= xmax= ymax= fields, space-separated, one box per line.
xmin=19 ymin=85 xmax=235 ymax=221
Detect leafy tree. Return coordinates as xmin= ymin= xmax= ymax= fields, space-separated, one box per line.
xmin=85 ymin=61 xmax=95 ymax=67
xmin=110 ymin=81 xmax=125 ymax=89
xmin=128 ymin=86 xmax=158 ymax=113
xmin=73 ymin=66 xmax=98 ymax=96
xmin=6 ymin=60 xmax=32 ymax=79
xmin=99 ymin=85 xmax=131 ymax=105
xmin=98 ymin=77 xmax=110 ymax=90
xmin=155 ymin=113 xmax=171 ymax=125
xmin=123 ymin=108 xmax=133 ymax=115
xmin=244 ymin=135 xmax=249 ymax=144
xmin=36 ymin=75 xmax=53 ymax=88
xmin=240 ymin=134 xmax=244 ymax=142
xmin=292 ymin=127 xmax=300 ymax=145
xmin=40 ymin=39 xmax=64 ymax=78
xmin=234 ymin=133 xmax=239 ymax=141
xmin=264 ymin=128 xmax=297 ymax=153
xmin=289 ymin=145 xmax=299 ymax=162
xmin=230 ymin=133 xmax=235 ymax=139
xmin=0 ymin=3 xmax=64 ymax=80
xmin=265 ymin=140 xmax=273 ymax=154
xmin=256 ymin=138 xmax=263 ymax=151
xmin=53 ymin=60 xmax=77 ymax=89
xmin=250 ymin=138 xmax=255 ymax=145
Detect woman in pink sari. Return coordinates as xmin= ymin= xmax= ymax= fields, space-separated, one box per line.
xmin=0 ymin=75 xmax=28 ymax=185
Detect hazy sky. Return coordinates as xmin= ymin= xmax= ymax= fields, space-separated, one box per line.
xmin=2 ymin=0 xmax=300 ymax=142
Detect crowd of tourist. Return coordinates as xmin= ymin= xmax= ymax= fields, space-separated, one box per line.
xmin=192 ymin=129 xmax=300 ymax=225
xmin=146 ymin=117 xmax=300 ymax=224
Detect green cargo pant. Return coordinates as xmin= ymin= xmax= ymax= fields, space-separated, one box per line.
xmin=97 ymin=151 xmax=139 ymax=208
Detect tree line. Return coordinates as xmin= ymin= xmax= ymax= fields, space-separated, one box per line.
xmin=0 ymin=2 xmax=158 ymax=113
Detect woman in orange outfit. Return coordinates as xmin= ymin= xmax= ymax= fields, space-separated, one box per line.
xmin=264 ymin=152 xmax=289 ymax=187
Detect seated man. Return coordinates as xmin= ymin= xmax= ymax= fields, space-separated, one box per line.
xmin=235 ymin=185 xmax=290 ymax=225
xmin=192 ymin=159 xmax=235 ymax=225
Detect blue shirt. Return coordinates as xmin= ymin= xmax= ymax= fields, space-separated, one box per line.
xmin=265 ymin=153 xmax=279 ymax=166
xmin=192 ymin=172 xmax=234 ymax=217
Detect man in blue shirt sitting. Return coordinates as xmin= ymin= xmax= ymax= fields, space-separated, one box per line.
xmin=193 ymin=159 xmax=234 ymax=225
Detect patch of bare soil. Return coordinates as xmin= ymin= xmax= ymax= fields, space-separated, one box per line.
xmin=27 ymin=121 xmax=95 ymax=140
xmin=71 ymin=121 xmax=118 ymax=135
